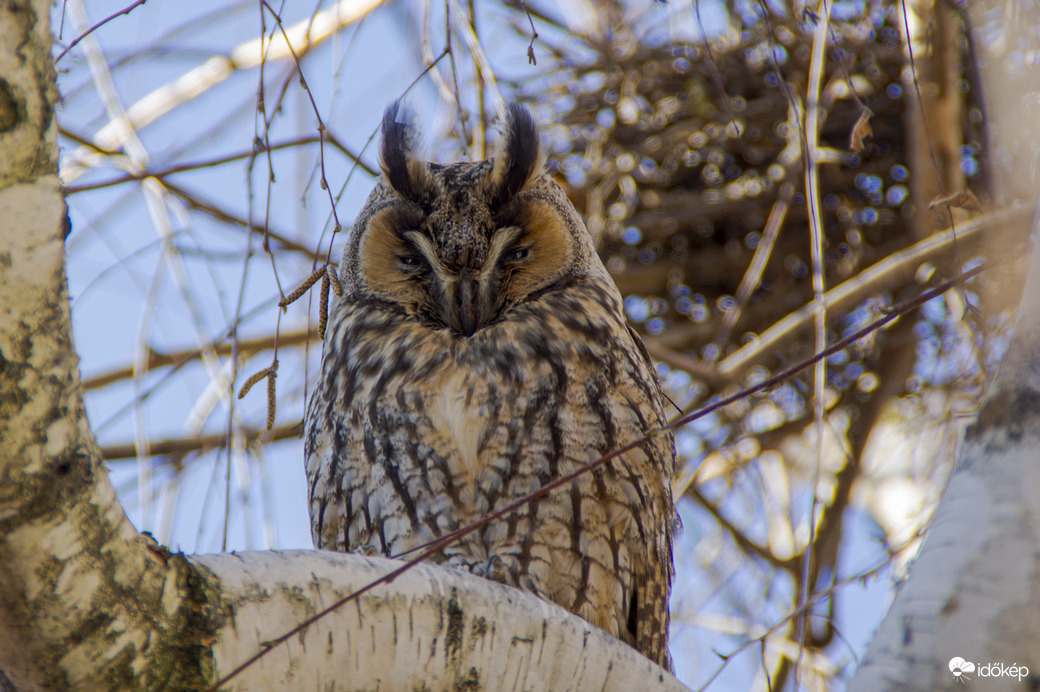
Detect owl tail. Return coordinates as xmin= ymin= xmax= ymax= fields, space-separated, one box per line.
xmin=633 ymin=543 xmax=674 ymax=671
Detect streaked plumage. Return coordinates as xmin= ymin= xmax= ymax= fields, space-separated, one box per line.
xmin=305 ymin=103 xmax=676 ymax=667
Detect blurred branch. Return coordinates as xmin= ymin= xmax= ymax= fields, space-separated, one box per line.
xmin=717 ymin=204 xmax=1030 ymax=378
xmin=55 ymin=0 xmax=149 ymax=62
xmin=687 ymin=482 xmax=798 ymax=572
xmin=644 ymin=339 xmax=722 ymax=384
xmin=710 ymin=182 xmax=795 ymax=356
xmin=62 ymin=132 xmax=376 ymax=194
xmin=82 ymin=328 xmax=314 ymax=390
xmin=163 ymin=181 xmax=322 ymax=259
xmin=644 ymin=204 xmax=1029 ymax=391
xmin=60 ymin=0 xmax=388 ymax=184
xmin=58 ymin=127 xmax=323 ymax=258
xmin=100 ymin=422 xmax=302 ymax=461
xmin=802 ymin=314 xmax=918 ymax=650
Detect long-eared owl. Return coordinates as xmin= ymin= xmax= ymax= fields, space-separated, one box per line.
xmin=305 ymin=103 xmax=677 ymax=667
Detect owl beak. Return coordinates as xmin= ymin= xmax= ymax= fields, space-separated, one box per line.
xmin=457 ymin=276 xmax=478 ymax=336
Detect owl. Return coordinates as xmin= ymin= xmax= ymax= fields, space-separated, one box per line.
xmin=304 ymin=103 xmax=677 ymax=668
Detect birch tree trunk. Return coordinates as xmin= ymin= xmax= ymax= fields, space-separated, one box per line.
xmin=0 ymin=2 xmax=686 ymax=689
xmin=848 ymin=214 xmax=1040 ymax=692
xmin=849 ymin=3 xmax=1040 ymax=688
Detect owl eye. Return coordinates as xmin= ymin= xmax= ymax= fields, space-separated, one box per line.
xmin=503 ymin=247 xmax=529 ymax=263
xmin=398 ymin=254 xmax=424 ymax=268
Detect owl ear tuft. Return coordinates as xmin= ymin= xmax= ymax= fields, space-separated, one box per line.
xmin=380 ymin=101 xmax=429 ymax=202
xmin=490 ymin=104 xmax=544 ymax=204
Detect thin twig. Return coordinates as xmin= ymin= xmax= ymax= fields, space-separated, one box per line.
xmin=800 ymin=0 xmax=832 ymax=656
xmin=100 ymin=422 xmax=301 ymax=460
xmin=717 ymin=205 xmax=1026 ymax=378
xmin=517 ymin=0 xmax=538 ymax=64
xmin=820 ymin=0 xmax=867 ymax=109
xmin=445 ymin=0 xmax=470 ymax=155
xmin=468 ymin=0 xmax=486 ymax=159
xmin=259 ymin=0 xmax=342 ymax=235
xmin=55 ymin=0 xmax=149 ymax=62
xmin=899 ymin=0 xmax=960 ymax=266
xmin=62 ymin=134 xmax=375 ymax=194
xmin=710 ymin=182 xmax=794 ymax=356
xmin=82 ymin=328 xmax=314 ymax=390
xmin=162 ymin=181 xmax=320 ymax=259
xmin=695 ymin=0 xmax=742 ymax=135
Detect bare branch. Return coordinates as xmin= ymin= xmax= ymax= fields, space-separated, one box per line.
xmin=100 ymin=422 xmax=302 ymax=461
xmin=54 ymin=0 xmax=148 ymax=62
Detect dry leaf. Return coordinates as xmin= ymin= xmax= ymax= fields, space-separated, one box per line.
xmin=929 ymin=189 xmax=982 ymax=212
xmin=849 ymin=107 xmax=873 ymax=154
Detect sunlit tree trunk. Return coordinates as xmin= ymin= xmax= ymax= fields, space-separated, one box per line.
xmin=898 ymin=0 xmax=968 ymax=240
xmin=0 ymin=0 xmax=225 ymax=686
xmin=849 ymin=216 xmax=1040 ymax=691
xmin=850 ymin=3 xmax=1040 ymax=689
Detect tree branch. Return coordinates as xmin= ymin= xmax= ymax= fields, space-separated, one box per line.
xmin=199 ymin=551 xmax=689 ymax=691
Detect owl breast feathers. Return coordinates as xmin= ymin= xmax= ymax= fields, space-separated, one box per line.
xmin=305 ymin=103 xmax=677 ymax=668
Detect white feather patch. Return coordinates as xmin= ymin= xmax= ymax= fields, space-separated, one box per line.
xmin=428 ymin=370 xmax=485 ymax=490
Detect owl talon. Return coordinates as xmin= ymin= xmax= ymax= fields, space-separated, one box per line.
xmin=485 ymin=555 xmax=508 ymax=583
xmin=518 ymin=575 xmax=542 ymax=598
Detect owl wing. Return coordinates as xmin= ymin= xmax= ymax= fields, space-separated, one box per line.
xmin=613 ymin=324 xmax=677 ymax=668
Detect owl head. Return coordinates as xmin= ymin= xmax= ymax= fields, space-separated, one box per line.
xmin=337 ymin=103 xmax=604 ymax=337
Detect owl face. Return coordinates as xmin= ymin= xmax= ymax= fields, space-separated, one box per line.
xmin=341 ymin=104 xmax=595 ymax=336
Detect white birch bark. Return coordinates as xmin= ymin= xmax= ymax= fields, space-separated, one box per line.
xmin=848 ymin=213 xmax=1040 ymax=692
xmin=199 ymin=551 xmax=689 ymax=690
xmin=848 ymin=3 xmax=1040 ymax=689
xmin=0 ymin=2 xmax=687 ymax=689
xmin=0 ymin=1 xmax=222 ymax=687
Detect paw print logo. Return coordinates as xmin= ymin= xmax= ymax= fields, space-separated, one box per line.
xmin=949 ymin=657 xmax=975 ymax=683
